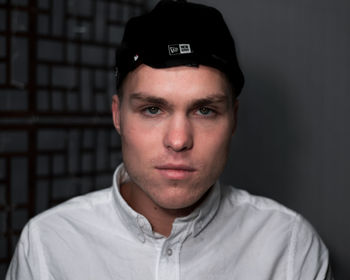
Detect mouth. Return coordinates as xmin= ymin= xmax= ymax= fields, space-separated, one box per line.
xmin=155 ymin=164 xmax=196 ymax=180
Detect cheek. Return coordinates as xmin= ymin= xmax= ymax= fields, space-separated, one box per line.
xmin=195 ymin=124 xmax=232 ymax=165
xmin=197 ymin=120 xmax=232 ymax=146
xmin=120 ymin=117 xmax=162 ymax=158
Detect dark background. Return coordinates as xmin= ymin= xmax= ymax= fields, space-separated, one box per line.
xmin=0 ymin=0 xmax=147 ymax=277
xmin=1 ymin=0 xmax=350 ymax=279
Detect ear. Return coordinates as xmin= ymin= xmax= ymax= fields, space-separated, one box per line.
xmin=112 ymin=94 xmax=121 ymax=134
xmin=231 ymin=99 xmax=239 ymax=135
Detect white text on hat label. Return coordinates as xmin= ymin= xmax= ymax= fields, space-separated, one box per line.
xmin=168 ymin=44 xmax=192 ymax=56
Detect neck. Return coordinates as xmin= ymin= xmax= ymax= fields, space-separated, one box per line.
xmin=120 ymin=181 xmax=205 ymax=237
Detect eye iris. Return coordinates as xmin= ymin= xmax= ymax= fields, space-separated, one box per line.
xmin=148 ymin=107 xmax=159 ymax=114
xmin=199 ymin=107 xmax=210 ymax=115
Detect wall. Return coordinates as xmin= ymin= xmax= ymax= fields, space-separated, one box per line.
xmin=0 ymin=0 xmax=147 ymax=277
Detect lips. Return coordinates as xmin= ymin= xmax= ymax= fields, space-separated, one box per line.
xmin=155 ymin=164 xmax=196 ymax=180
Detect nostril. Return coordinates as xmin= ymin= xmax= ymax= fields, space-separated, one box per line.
xmin=163 ymin=117 xmax=194 ymax=151
xmin=165 ymin=138 xmax=193 ymax=152
xmin=164 ymin=130 xmax=193 ymax=152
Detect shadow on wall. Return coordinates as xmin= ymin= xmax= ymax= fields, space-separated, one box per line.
xmin=221 ymin=63 xmax=300 ymax=205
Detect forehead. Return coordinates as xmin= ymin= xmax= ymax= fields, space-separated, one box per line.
xmin=121 ymin=64 xmax=233 ymax=102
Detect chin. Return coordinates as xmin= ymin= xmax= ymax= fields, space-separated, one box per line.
xmin=152 ymin=186 xmax=209 ymax=211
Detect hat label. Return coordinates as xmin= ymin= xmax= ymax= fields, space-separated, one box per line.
xmin=168 ymin=44 xmax=192 ymax=55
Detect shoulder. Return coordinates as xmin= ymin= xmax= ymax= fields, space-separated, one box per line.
xmin=220 ymin=184 xmax=298 ymax=222
xmin=7 ymin=188 xmax=117 ymax=279
xmin=219 ymin=185 xmax=331 ymax=279
xmin=24 ymin=187 xmax=115 ymax=237
xmin=220 ymin=185 xmax=326 ymax=236
xmin=219 ymin=184 xmax=326 ymax=254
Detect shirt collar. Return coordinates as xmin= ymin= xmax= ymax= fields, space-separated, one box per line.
xmin=112 ymin=163 xmax=221 ymax=242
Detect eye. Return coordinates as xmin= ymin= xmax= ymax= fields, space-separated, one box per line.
xmin=144 ymin=106 xmax=161 ymax=115
xmin=197 ymin=107 xmax=213 ymax=116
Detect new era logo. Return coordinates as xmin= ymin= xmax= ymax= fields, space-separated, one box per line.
xmin=168 ymin=44 xmax=192 ymax=56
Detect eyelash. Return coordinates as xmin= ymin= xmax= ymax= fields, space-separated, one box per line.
xmin=142 ymin=106 xmax=162 ymax=116
xmin=140 ymin=105 xmax=217 ymax=118
xmin=196 ymin=107 xmax=215 ymax=116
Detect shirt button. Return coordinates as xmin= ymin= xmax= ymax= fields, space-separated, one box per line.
xmin=137 ymin=216 xmax=145 ymax=228
xmin=137 ymin=232 xmax=145 ymax=243
xmin=167 ymin=248 xmax=173 ymax=256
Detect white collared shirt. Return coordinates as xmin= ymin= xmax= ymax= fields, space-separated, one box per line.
xmin=6 ymin=164 xmax=332 ymax=279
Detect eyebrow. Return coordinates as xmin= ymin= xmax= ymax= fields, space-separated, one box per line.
xmin=191 ymin=94 xmax=229 ymax=108
xmin=129 ymin=92 xmax=229 ymax=108
xmin=129 ymin=92 xmax=170 ymax=107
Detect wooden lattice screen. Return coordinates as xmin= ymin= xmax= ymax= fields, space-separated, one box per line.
xmin=0 ymin=0 xmax=148 ymax=276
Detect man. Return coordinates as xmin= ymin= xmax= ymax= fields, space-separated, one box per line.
xmin=7 ymin=0 xmax=332 ymax=279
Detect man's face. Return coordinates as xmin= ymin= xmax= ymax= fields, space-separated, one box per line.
xmin=112 ymin=64 xmax=238 ymax=210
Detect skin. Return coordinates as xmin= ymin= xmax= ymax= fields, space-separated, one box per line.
xmin=112 ymin=64 xmax=238 ymax=236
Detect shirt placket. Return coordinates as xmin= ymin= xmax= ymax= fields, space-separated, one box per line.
xmin=157 ymin=240 xmax=180 ymax=280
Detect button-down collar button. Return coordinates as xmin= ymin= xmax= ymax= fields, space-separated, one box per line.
xmin=136 ymin=215 xmax=145 ymax=228
xmin=137 ymin=232 xmax=145 ymax=243
xmin=195 ymin=220 xmax=203 ymax=230
xmin=167 ymin=248 xmax=173 ymax=256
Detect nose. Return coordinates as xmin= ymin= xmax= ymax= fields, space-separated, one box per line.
xmin=163 ymin=115 xmax=193 ymax=152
